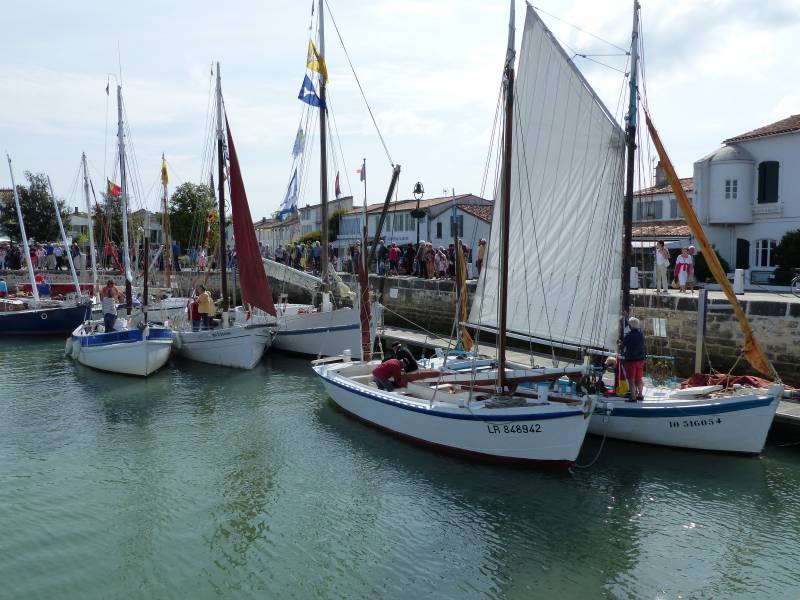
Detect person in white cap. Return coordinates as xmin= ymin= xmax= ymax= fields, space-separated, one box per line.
xmin=620 ymin=316 xmax=646 ymax=401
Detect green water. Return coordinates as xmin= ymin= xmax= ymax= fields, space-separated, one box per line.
xmin=1 ymin=339 xmax=799 ymax=600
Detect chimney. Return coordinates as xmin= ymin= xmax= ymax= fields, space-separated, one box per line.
xmin=655 ymin=161 xmax=668 ymax=187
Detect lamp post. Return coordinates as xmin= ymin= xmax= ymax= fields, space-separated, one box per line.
xmin=411 ymin=181 xmax=425 ymax=246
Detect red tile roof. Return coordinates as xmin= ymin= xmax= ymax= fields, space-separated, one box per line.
xmin=634 ymin=177 xmax=693 ymax=197
xmin=632 ymin=219 xmax=690 ymax=238
xmin=724 ymin=114 xmax=800 ymax=144
xmin=459 ymin=204 xmax=493 ymax=222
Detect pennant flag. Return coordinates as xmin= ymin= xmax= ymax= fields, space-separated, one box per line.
xmin=356 ymin=161 xmax=366 ymax=182
xmin=306 ymin=39 xmax=329 ymax=83
xmin=279 ymin=168 xmax=299 ymax=220
xmin=161 ymin=156 xmax=168 ymax=186
xmin=335 ymin=171 xmax=341 ymax=198
xmin=107 ymin=179 xmax=121 ymax=197
xmin=298 ymin=75 xmax=324 ymax=108
xmin=292 ymin=127 xmax=305 ymax=157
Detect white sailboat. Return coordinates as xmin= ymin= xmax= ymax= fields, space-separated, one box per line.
xmin=68 ymin=84 xmax=173 ymax=377
xmin=269 ymin=3 xmax=369 ymax=360
xmin=172 ymin=64 xmax=275 ymax=370
xmin=314 ymin=1 xmax=596 ymax=467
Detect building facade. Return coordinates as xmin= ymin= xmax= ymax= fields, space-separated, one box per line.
xmin=693 ymin=114 xmax=800 ymax=282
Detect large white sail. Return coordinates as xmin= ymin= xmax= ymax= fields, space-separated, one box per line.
xmin=470 ymin=5 xmax=625 ymax=352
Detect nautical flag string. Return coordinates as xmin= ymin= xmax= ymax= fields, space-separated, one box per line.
xmin=292 ymin=128 xmax=305 ymax=157
xmin=335 ymin=171 xmax=341 ymax=198
xmin=356 ymin=161 xmax=366 ymax=182
xmin=279 ymin=168 xmax=299 ymax=220
xmin=107 ymin=179 xmax=121 ymax=198
xmin=298 ymin=75 xmax=324 ymax=108
xmin=306 ymin=39 xmax=329 ymax=83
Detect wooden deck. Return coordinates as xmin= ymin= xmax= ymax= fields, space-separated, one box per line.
xmin=378 ymin=325 xmax=800 ymax=430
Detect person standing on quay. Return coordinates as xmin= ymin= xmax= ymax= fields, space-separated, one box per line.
xmin=675 ymin=247 xmax=692 ymax=293
xmin=654 ymin=240 xmax=670 ymax=294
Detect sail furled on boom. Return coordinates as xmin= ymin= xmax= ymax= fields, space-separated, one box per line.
xmin=645 ymin=113 xmax=777 ymax=380
xmin=470 ymin=5 xmax=626 ymax=351
xmin=225 ymin=116 xmax=276 ymax=317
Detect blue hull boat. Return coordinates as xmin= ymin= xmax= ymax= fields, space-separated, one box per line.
xmin=0 ymin=303 xmax=91 ymax=336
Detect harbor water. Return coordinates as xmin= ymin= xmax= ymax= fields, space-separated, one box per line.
xmin=1 ymin=339 xmax=799 ymax=599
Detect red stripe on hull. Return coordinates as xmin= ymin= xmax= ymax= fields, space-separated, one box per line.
xmin=329 ymin=401 xmax=574 ymax=470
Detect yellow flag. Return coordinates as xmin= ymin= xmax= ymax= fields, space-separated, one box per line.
xmin=161 ymin=157 xmax=168 ymax=186
xmin=307 ymin=39 xmax=328 ymax=83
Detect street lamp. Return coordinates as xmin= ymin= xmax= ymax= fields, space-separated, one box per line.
xmin=411 ymin=181 xmax=425 ymax=246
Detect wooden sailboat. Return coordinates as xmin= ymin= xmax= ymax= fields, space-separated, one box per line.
xmin=554 ymin=1 xmax=784 ymax=453
xmin=1 ymin=155 xmax=91 ymax=335
xmin=270 ymin=0 xmax=367 ymax=359
xmin=313 ymin=1 xmax=595 ymax=467
xmin=68 ymin=84 xmax=173 ymax=377
xmin=172 ymin=64 xmax=275 ymax=370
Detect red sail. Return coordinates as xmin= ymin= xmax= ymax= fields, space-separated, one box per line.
xmin=225 ymin=116 xmax=276 ymax=316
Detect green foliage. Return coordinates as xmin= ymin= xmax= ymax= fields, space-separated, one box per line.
xmin=168 ymin=182 xmax=217 ymax=250
xmin=93 ymin=194 xmax=123 ymax=244
xmin=772 ymin=229 xmax=800 ymax=284
xmin=693 ymin=249 xmax=731 ymax=283
xmin=0 ymin=172 xmax=71 ymax=243
xmin=328 ymin=208 xmax=347 ymax=242
xmin=298 ymin=230 xmax=321 ymax=245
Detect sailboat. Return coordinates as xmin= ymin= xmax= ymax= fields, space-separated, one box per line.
xmin=68 ymin=84 xmax=173 ymax=377
xmin=268 ymin=1 xmax=368 ymax=359
xmin=1 ymin=155 xmax=91 ymax=335
xmin=171 ymin=64 xmax=275 ymax=370
xmin=313 ymin=1 xmax=596 ymax=467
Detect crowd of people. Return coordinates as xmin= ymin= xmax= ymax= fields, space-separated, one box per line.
xmin=0 ymin=241 xmax=82 ymax=271
xmin=261 ymin=238 xmax=488 ymax=280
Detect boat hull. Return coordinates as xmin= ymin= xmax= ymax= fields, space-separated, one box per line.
xmin=273 ymin=307 xmax=362 ymax=358
xmin=0 ymin=304 xmax=90 ymax=336
xmin=71 ymin=325 xmax=173 ymax=377
xmin=314 ymin=362 xmax=593 ymax=466
xmin=588 ymin=394 xmax=779 ymax=454
xmin=173 ymin=324 xmax=273 ymax=369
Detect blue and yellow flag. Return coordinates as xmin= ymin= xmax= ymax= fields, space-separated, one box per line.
xmin=298 ymin=75 xmax=324 ymax=108
xmin=307 ymin=39 xmax=328 ymax=83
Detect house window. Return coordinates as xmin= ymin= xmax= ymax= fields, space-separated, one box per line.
xmin=636 ymin=200 xmax=662 ymax=221
xmin=757 ymin=161 xmax=779 ymax=204
xmin=450 ymin=215 xmax=464 ymax=237
xmin=754 ymin=239 xmax=777 ymax=267
xmin=436 ymin=222 xmax=442 ymax=239
xmin=670 ymin=199 xmax=677 ymax=219
xmin=724 ymin=179 xmax=738 ymax=200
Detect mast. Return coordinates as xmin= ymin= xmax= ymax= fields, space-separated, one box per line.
xmin=620 ymin=0 xmax=640 ymax=328
xmin=117 ymin=85 xmax=133 ymax=315
xmin=6 ymin=155 xmax=39 ymax=305
xmin=497 ymin=0 xmax=515 ymax=389
xmin=318 ymin=0 xmax=330 ymax=283
xmin=161 ymin=154 xmax=172 ymax=289
xmin=82 ymin=153 xmax=99 ymax=298
xmin=47 ymin=176 xmax=81 ymax=296
xmin=216 ymin=62 xmax=229 ymax=324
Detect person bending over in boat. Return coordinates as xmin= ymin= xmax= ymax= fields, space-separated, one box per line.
xmin=101 ymin=280 xmax=123 ymax=332
xmin=620 ymin=317 xmax=646 ymax=402
xmin=372 ymin=358 xmax=406 ymax=392
xmin=391 ymin=342 xmax=418 ymax=373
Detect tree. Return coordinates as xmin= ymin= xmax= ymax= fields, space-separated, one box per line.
xmin=298 ymin=230 xmax=321 ymax=244
xmin=773 ymin=229 xmax=800 ymax=284
xmin=92 ymin=193 xmax=123 ymax=245
xmin=0 ymin=171 xmax=71 ymax=243
xmin=328 ymin=208 xmax=347 ymax=243
xmin=168 ymin=182 xmax=217 ymax=250
xmin=693 ymin=248 xmax=731 ymax=283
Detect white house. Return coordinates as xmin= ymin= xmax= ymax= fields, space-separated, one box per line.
xmin=298 ymin=195 xmax=353 ymax=236
xmin=336 ymin=193 xmax=493 ymax=262
xmin=255 ymin=215 xmax=299 ymax=251
xmin=693 ymin=114 xmax=800 ymax=282
xmin=67 ymin=207 xmax=163 ymax=247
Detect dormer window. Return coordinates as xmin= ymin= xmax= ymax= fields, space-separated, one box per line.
xmin=724 ymin=179 xmax=738 ymax=199
xmin=757 ymin=161 xmax=779 ymax=204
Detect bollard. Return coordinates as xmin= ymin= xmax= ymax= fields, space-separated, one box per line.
xmin=733 ymin=269 xmax=745 ymax=295
xmin=630 ymin=267 xmax=640 ymax=290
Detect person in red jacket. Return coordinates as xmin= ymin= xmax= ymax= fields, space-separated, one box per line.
xmin=372 ymin=358 xmax=404 ymax=391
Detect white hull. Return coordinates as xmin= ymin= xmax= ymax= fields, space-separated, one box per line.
xmin=71 ymin=328 xmax=173 ymax=377
xmin=589 ymin=391 xmax=780 ymax=454
xmin=273 ymin=306 xmax=363 ymax=359
xmin=173 ymin=324 xmax=273 ymax=369
xmin=314 ymin=360 xmax=593 ymax=466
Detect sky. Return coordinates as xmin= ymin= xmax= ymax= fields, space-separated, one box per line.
xmin=1 ymin=0 xmax=799 ymax=220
